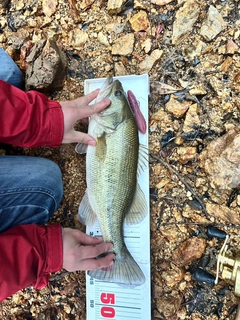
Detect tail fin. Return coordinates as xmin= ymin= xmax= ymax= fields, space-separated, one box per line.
xmin=88 ymin=246 xmax=145 ymax=288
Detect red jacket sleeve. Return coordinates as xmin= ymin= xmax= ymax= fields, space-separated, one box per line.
xmin=0 ymin=224 xmax=63 ymax=301
xmin=0 ymin=80 xmax=64 ymax=147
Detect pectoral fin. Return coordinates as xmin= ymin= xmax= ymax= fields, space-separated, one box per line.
xmin=124 ymin=183 xmax=147 ymax=225
xmin=78 ymin=191 xmax=97 ymax=226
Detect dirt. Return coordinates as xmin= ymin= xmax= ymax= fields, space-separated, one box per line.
xmin=1 ymin=0 xmax=240 ymax=319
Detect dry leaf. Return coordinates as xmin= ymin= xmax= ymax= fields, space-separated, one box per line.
xmin=151 ymin=81 xmax=181 ymax=94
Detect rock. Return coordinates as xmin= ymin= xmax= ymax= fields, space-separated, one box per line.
xmin=107 ymin=0 xmax=126 ymax=15
xmin=219 ymin=56 xmax=233 ymax=73
xmin=155 ymin=177 xmax=172 ymax=190
xmin=183 ymin=103 xmax=200 ymax=132
xmin=98 ymin=31 xmax=110 ymax=47
xmin=226 ymin=39 xmax=238 ymax=54
xmin=200 ymin=5 xmax=226 ymax=42
xmin=172 ymin=0 xmax=200 ymax=45
xmin=134 ymin=0 xmax=147 ymax=10
xmin=129 ymin=10 xmax=150 ymax=32
xmin=0 ymin=0 xmax=9 ymax=7
xmin=199 ymin=126 xmax=240 ymax=190
xmin=232 ymin=72 xmax=240 ymax=93
xmin=68 ymin=28 xmax=89 ymax=48
xmin=139 ymin=49 xmax=163 ymax=73
xmin=206 ymin=202 xmax=240 ymax=225
xmin=20 ymin=41 xmax=34 ymax=71
xmin=141 ymin=38 xmax=152 ymax=53
xmin=150 ymin=109 xmax=172 ymax=125
xmin=67 ymin=0 xmax=82 ymax=22
xmin=9 ymin=29 xmax=30 ymax=50
xmin=42 ymin=0 xmax=58 ymax=17
xmin=76 ymin=0 xmax=95 ymax=11
xmin=165 ymin=95 xmax=192 ymax=118
xmin=172 ymin=237 xmax=206 ymax=267
xmin=155 ymin=294 xmax=182 ymax=318
xmin=25 ymin=39 xmax=67 ymax=92
xmin=151 ymin=0 xmax=173 ymax=5
xmin=189 ymin=86 xmax=207 ymax=96
xmin=160 ymin=226 xmax=181 ymax=242
xmin=177 ymin=146 xmax=197 ymax=164
xmin=183 ymin=37 xmax=205 ymax=58
xmin=114 ymin=61 xmax=128 ymax=76
xmin=112 ymin=33 xmax=134 ymax=56
xmin=161 ymin=267 xmax=184 ymax=287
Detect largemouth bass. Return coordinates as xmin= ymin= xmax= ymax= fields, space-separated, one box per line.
xmin=76 ymin=77 xmax=147 ymax=288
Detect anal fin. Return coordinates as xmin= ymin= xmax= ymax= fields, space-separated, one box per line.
xmin=78 ymin=191 xmax=97 ymax=226
xmin=124 ymin=182 xmax=148 ymax=225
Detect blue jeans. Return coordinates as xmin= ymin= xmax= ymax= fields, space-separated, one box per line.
xmin=0 ymin=47 xmax=23 ymax=89
xmin=0 ymin=156 xmax=63 ymax=232
xmin=0 ymin=49 xmax=63 ymax=232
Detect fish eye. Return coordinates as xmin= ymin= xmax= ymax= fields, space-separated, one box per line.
xmin=115 ymin=90 xmax=122 ymax=97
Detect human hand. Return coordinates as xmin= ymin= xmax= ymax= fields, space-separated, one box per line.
xmin=60 ymin=89 xmax=110 ymax=146
xmin=62 ymin=228 xmax=115 ymax=272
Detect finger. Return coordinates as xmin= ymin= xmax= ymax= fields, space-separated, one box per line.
xmin=77 ymin=233 xmax=104 ymax=245
xmin=76 ymin=98 xmax=111 ymax=120
xmin=80 ymin=253 xmax=116 ymax=271
xmin=72 ymin=89 xmax=100 ymax=108
xmin=63 ymin=130 xmax=96 ymax=145
xmin=80 ymin=241 xmax=114 ymax=260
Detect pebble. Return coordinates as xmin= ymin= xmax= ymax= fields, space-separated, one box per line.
xmin=172 ymin=237 xmax=206 ymax=267
xmin=42 ymin=0 xmax=58 ymax=17
xmin=177 ymin=146 xmax=197 ymax=164
xmin=172 ymin=0 xmax=200 ymax=45
xmin=165 ymin=95 xmax=192 ymax=118
xmin=199 ymin=125 xmax=240 ymax=190
xmin=112 ymin=33 xmax=134 ymax=55
xmin=183 ymin=104 xmax=200 ymax=133
xmin=139 ymin=49 xmax=163 ymax=73
xmin=200 ymin=5 xmax=226 ymax=41
xmin=107 ymin=0 xmax=125 ymax=15
xmin=129 ymin=10 xmax=150 ymax=32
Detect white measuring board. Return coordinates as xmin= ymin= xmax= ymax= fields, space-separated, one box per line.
xmin=84 ymin=74 xmax=150 ymax=320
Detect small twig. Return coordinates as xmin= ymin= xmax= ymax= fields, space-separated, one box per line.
xmin=161 ymin=221 xmax=240 ymax=231
xmin=150 ymin=153 xmax=209 ymax=218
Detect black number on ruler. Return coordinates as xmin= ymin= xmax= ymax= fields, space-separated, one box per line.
xmin=90 ymin=300 xmax=94 ymax=308
xmin=89 ymin=231 xmax=94 ymax=236
xmin=90 ymin=277 xmax=94 ymax=285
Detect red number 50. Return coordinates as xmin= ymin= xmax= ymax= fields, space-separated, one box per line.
xmin=100 ymin=293 xmax=116 ymax=318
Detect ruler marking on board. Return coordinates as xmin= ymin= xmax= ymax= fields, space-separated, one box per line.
xmin=95 ymin=304 xmax=141 ymax=310
xmin=84 ymin=74 xmax=151 ymax=320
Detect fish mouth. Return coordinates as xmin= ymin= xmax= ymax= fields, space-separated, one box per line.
xmin=95 ymin=77 xmax=114 ymax=102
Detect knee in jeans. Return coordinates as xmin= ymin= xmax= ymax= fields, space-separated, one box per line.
xmin=34 ymin=158 xmax=63 ymax=210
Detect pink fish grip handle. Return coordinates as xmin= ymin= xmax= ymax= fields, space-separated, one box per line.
xmin=127 ymin=90 xmax=147 ymax=134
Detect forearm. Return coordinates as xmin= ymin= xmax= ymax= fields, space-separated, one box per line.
xmin=0 ymin=80 xmax=64 ymax=148
xmin=0 ymin=224 xmax=63 ymax=301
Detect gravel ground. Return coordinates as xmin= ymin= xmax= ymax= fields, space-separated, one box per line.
xmin=1 ymin=0 xmax=240 ymax=319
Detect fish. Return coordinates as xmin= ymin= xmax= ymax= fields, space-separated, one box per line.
xmin=76 ymin=77 xmax=148 ymax=288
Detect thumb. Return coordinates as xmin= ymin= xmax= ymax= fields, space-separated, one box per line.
xmin=62 ymin=130 xmax=96 ymax=146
